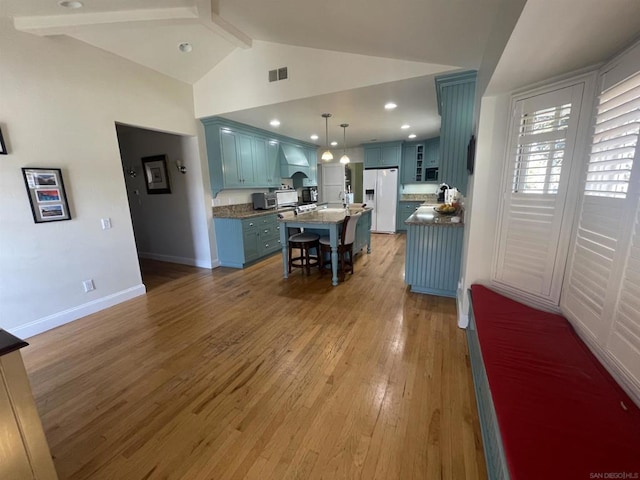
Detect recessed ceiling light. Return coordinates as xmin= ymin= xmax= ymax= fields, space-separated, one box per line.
xmin=310 ymin=134 xmax=319 ymax=140
xmin=270 ymin=119 xmax=281 ymax=127
xmin=408 ymin=134 xmax=417 ymax=139
xmin=330 ymin=141 xmax=338 ymax=146
xmin=384 ymin=102 xmax=397 ymax=110
xmin=401 ymin=124 xmax=410 ymax=129
xmin=178 ymin=42 xmax=192 ymax=53
xmin=58 ymin=0 xmax=83 ymax=8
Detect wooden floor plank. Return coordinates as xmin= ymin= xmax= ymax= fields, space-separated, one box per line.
xmin=20 ymin=233 xmax=487 ymax=480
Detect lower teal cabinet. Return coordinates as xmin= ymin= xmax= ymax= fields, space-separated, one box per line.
xmin=214 ymin=214 xmax=282 ymax=268
xmin=396 ymin=201 xmax=423 ymax=231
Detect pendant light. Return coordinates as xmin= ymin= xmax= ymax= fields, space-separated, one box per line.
xmin=339 ymin=123 xmax=350 ymax=164
xmin=321 ymin=113 xmax=333 ymax=161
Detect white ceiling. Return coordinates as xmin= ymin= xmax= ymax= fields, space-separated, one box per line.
xmin=4 ymin=0 xmax=640 ymax=146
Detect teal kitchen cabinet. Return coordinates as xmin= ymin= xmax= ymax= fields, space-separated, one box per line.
xmin=363 ymin=142 xmax=402 ymax=168
xmin=396 ymin=201 xmax=423 ymax=231
xmin=214 ymin=213 xmax=282 ymax=268
xmin=253 ymin=137 xmax=280 ymax=187
xmin=201 ymin=117 xmax=319 ymax=197
xmin=401 ymin=143 xmax=424 ymax=184
xmin=237 ymin=132 xmax=257 ymax=186
xmin=424 ymin=137 xmax=440 ymax=167
xmin=220 ymin=129 xmax=241 ymax=188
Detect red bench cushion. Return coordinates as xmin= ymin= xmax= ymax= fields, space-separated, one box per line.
xmin=471 ymin=284 xmax=640 ymax=479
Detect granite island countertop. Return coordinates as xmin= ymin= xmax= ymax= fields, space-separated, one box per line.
xmin=278 ymin=207 xmax=372 ymax=225
xmin=405 ymin=204 xmax=464 ymax=227
xmin=212 ymin=203 xmax=296 ymax=219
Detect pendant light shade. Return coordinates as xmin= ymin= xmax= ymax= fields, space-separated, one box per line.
xmin=339 ymin=123 xmax=350 ymax=164
xmin=321 ymin=113 xmax=333 ymax=161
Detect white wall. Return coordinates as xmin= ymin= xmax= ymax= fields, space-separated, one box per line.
xmin=0 ymin=20 xmax=203 ymax=338
xmin=457 ymin=94 xmax=511 ymax=326
xmin=193 ymin=41 xmax=456 ymax=118
xmin=117 ymin=127 xmax=213 ymax=268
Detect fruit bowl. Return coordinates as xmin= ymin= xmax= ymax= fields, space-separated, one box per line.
xmin=434 ymin=205 xmax=457 ymax=215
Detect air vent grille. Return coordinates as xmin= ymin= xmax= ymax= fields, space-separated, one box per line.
xmin=268 ymin=67 xmax=288 ymax=83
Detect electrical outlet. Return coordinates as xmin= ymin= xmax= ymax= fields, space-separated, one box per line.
xmin=83 ymin=279 xmax=95 ymax=292
xmin=101 ymin=218 xmax=112 ymax=230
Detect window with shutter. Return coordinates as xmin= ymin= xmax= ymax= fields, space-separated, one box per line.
xmin=562 ymin=48 xmax=640 ymax=398
xmin=585 ymin=72 xmax=639 ymax=198
xmin=492 ymin=82 xmax=586 ymax=307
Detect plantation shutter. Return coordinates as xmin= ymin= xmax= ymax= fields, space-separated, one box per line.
xmin=493 ymin=83 xmax=584 ymax=306
xmin=562 ymin=59 xmax=640 ymax=394
xmin=563 ymin=71 xmax=640 ymax=335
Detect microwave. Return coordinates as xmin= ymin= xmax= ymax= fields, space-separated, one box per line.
xmin=425 ymin=167 xmax=439 ymax=181
xmin=252 ymin=192 xmax=277 ymax=210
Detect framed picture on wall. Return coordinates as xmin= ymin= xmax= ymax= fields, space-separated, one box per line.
xmin=22 ymin=167 xmax=72 ymax=223
xmin=141 ymin=155 xmax=171 ymax=194
xmin=0 ymin=127 xmax=7 ymax=155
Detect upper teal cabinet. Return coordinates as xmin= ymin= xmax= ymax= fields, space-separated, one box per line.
xmin=401 ymin=138 xmax=440 ymax=184
xmin=425 ymin=137 xmax=440 ymax=167
xmin=201 ymin=117 xmax=318 ymax=196
xmin=363 ymin=142 xmax=402 ymax=168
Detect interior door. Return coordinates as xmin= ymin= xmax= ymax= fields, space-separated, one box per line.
xmin=321 ymin=164 xmax=345 ymax=207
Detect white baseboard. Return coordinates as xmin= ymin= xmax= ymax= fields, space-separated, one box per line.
xmin=8 ymin=284 xmax=146 ymax=339
xmin=457 ymin=313 xmax=469 ymax=329
xmin=138 ymin=252 xmax=213 ymax=269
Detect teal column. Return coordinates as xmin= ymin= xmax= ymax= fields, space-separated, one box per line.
xmin=435 ymin=71 xmax=477 ymax=196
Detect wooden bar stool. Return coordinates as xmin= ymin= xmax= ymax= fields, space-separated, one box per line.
xmin=319 ymin=213 xmax=361 ymax=281
xmin=288 ymin=232 xmax=320 ymax=275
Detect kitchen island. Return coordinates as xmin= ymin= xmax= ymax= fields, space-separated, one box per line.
xmin=278 ymin=207 xmax=372 ymax=286
xmin=404 ymin=204 xmax=464 ymax=297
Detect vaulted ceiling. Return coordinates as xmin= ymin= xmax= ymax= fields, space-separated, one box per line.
xmin=3 ymin=0 xmax=640 ymax=145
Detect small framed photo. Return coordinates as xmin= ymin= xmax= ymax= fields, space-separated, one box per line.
xmin=141 ymin=155 xmax=171 ymax=194
xmin=22 ymin=168 xmax=72 ymax=223
xmin=0 ymin=127 xmax=6 ymax=155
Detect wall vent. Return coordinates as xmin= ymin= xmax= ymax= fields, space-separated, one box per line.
xmin=268 ymin=67 xmax=288 ymax=83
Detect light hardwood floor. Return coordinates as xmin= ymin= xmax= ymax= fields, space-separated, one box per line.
xmin=21 ymin=234 xmax=486 ymax=480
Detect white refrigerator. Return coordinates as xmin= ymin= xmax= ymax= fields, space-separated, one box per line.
xmin=363 ymin=168 xmax=398 ymax=233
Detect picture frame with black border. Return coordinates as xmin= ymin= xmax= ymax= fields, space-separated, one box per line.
xmin=467 ymin=134 xmax=476 ymax=175
xmin=22 ymin=167 xmax=72 ymax=223
xmin=141 ymin=155 xmax=171 ymax=194
xmin=0 ymin=127 xmax=7 ymax=155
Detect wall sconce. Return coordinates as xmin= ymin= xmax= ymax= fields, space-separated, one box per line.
xmin=176 ymin=160 xmax=187 ymax=174
xmin=125 ymin=166 xmax=137 ymax=178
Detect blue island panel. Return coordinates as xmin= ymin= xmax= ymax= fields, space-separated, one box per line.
xmin=405 ymin=225 xmax=463 ymax=297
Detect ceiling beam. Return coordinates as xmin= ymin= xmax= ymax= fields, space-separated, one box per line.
xmin=13 ymin=7 xmax=200 ymax=36
xmin=196 ymin=0 xmax=252 ymax=49
xmin=13 ymin=4 xmax=252 ymax=49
